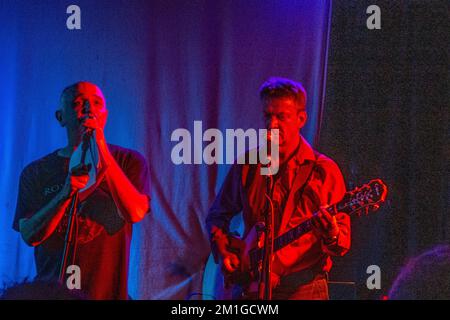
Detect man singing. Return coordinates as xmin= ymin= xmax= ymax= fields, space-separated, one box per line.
xmin=206 ymin=77 xmax=351 ymax=299
xmin=13 ymin=81 xmax=151 ymax=299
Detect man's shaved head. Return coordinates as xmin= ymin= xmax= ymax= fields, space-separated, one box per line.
xmin=55 ymin=81 xmax=108 ymax=143
xmin=60 ymin=81 xmax=105 ymax=109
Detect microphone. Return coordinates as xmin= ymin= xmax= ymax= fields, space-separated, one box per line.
xmin=80 ymin=129 xmax=94 ymax=165
xmin=78 ymin=115 xmax=96 ymax=141
xmin=83 ymin=128 xmax=94 ymax=139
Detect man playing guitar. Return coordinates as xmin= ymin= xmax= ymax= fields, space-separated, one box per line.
xmin=206 ymin=77 xmax=351 ymax=300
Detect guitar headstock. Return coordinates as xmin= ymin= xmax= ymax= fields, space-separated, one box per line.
xmin=340 ymin=179 xmax=388 ymax=217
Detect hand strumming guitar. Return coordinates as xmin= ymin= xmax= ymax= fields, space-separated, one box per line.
xmin=210 ymin=227 xmax=241 ymax=273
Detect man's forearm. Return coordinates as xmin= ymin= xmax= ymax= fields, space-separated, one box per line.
xmin=19 ymin=190 xmax=72 ymax=246
xmin=321 ymin=213 xmax=351 ymax=256
xmin=97 ymin=140 xmax=149 ymax=223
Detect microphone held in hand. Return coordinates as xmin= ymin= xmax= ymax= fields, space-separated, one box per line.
xmin=83 ymin=127 xmax=94 ymax=140
xmin=70 ymin=128 xmax=99 ymax=192
xmin=78 ymin=114 xmax=96 ymax=143
xmin=81 ymin=130 xmax=92 ymax=165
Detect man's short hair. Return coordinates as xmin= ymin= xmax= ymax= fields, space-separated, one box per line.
xmin=259 ymin=77 xmax=307 ymax=111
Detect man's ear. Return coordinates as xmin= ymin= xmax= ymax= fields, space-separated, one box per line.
xmin=101 ymin=109 xmax=109 ymax=128
xmin=297 ymin=110 xmax=307 ymax=129
xmin=55 ymin=110 xmax=65 ymax=127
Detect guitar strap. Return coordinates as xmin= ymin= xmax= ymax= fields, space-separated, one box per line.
xmin=277 ymin=151 xmax=318 ymax=236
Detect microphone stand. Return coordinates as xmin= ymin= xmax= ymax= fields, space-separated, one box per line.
xmin=257 ymin=162 xmax=275 ymax=300
xmin=58 ymin=132 xmax=91 ymax=284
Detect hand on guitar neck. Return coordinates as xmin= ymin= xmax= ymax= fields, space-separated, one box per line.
xmin=311 ymin=207 xmax=341 ymax=244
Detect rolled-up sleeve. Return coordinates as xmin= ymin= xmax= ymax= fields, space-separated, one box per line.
xmin=206 ymin=164 xmax=243 ymax=240
xmin=317 ymin=159 xmax=351 ymax=256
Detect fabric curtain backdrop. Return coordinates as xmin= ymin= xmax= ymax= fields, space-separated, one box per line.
xmin=0 ymin=0 xmax=332 ymax=299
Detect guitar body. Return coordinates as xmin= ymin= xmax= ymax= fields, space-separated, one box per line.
xmin=223 ymin=225 xmax=263 ymax=294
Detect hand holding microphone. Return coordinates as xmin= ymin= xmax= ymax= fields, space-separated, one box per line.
xmin=67 ymin=114 xmax=103 ymax=195
xmin=79 ymin=114 xmax=100 ymax=139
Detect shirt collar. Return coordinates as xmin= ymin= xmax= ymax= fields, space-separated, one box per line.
xmin=289 ymin=135 xmax=316 ymax=168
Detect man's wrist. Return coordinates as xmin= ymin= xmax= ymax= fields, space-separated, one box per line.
xmin=210 ymin=227 xmax=229 ymax=263
xmin=94 ymin=128 xmax=106 ymax=143
xmin=98 ymin=141 xmax=113 ymax=169
xmin=323 ymin=230 xmax=339 ymax=245
xmin=211 ymin=228 xmax=228 ymax=242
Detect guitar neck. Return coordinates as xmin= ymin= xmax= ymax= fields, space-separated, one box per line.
xmin=249 ymin=206 xmax=339 ymax=269
xmin=247 ymin=179 xmax=386 ymax=273
xmin=273 ymin=204 xmax=341 ymax=252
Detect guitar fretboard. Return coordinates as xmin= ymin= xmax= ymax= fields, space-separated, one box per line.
xmin=249 ymin=202 xmax=349 ymax=269
xmin=241 ymin=179 xmax=386 ymax=278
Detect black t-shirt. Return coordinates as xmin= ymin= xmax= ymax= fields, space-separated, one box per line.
xmin=13 ymin=144 xmax=151 ymax=299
